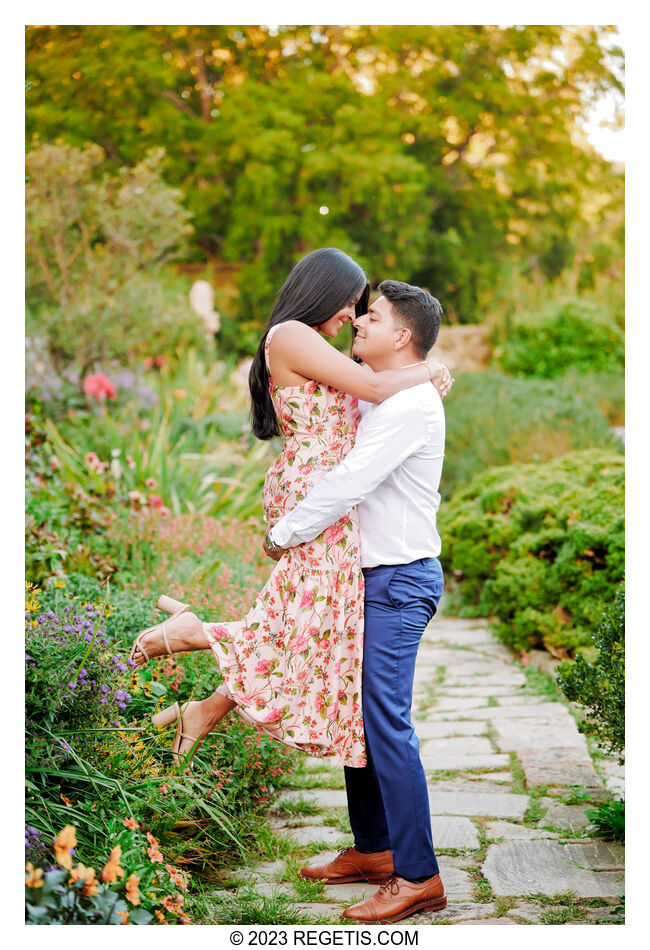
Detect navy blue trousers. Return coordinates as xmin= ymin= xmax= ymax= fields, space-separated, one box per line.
xmin=344 ymin=557 xmax=444 ymax=880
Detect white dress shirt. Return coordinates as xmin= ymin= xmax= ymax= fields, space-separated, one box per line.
xmin=269 ymin=382 xmax=445 ymax=568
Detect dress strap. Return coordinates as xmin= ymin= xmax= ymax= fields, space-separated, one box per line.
xmin=264 ymin=324 xmax=282 ymax=374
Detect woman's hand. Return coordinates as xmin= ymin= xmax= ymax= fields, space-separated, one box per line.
xmin=425 ymin=359 xmax=454 ymax=398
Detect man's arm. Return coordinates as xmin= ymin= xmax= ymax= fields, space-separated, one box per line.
xmin=268 ymin=397 xmax=427 ymax=550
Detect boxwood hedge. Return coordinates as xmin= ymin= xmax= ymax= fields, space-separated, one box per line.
xmin=438 ymin=449 xmax=624 ymax=655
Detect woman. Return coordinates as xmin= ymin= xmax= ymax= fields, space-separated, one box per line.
xmin=129 ymin=248 xmax=452 ymax=769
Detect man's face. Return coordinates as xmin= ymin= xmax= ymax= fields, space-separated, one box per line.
xmin=352 ymin=296 xmax=403 ymax=366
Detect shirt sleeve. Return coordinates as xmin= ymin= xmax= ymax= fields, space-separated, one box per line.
xmin=270 ymin=397 xmax=427 ymax=548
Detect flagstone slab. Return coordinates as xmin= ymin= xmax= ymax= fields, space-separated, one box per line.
xmin=495 ymin=695 xmax=551 ymax=706
xmin=434 ymin=696 xmax=491 ymax=711
xmin=485 ymin=821 xmax=561 ymax=841
xmin=423 ymin=753 xmax=511 ymax=771
xmin=437 ymin=628 xmax=497 ymax=647
xmin=482 ymin=840 xmax=624 ymax=897
xmin=414 ymin=720 xmax=489 ymax=739
xmin=442 ymin=685 xmax=522 ymax=697
xmin=439 ymin=703 xmax=570 ymax=721
xmin=445 ymin=673 xmax=527 ymax=687
xmin=537 ymin=802 xmax=591 ymax=831
xmin=249 ymin=882 xmax=297 ymax=897
xmin=518 ymin=750 xmax=602 ymax=789
xmin=493 ymin=717 xmax=588 ymax=754
xmin=417 ymin=902 xmax=497 ymax=924
xmin=237 ymin=860 xmax=287 ymax=883
xmin=421 ymin=736 xmax=495 ymax=756
xmin=322 ymin=882 xmax=380 ymax=903
xmin=431 ymin=816 xmax=481 ymax=850
xmin=295 ymin=903 xmax=347 ymax=921
xmin=429 ymin=789 xmax=529 ymax=820
xmin=279 ymin=824 xmax=351 ymax=846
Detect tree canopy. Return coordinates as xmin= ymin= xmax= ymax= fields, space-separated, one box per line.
xmin=26 ymin=25 xmax=624 ymax=321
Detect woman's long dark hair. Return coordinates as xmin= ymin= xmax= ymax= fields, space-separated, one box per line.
xmin=248 ymin=248 xmax=369 ymax=440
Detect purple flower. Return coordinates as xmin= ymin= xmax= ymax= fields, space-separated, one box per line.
xmin=100 ymin=685 xmax=110 ymax=694
xmin=84 ymin=633 xmax=93 ymax=642
xmin=25 ymin=653 xmax=31 ymax=662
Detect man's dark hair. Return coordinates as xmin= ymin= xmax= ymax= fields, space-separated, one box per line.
xmin=378 ymin=280 xmax=443 ymax=357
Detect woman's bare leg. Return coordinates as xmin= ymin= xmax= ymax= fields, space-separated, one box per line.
xmin=175 ymin=686 xmax=237 ymax=759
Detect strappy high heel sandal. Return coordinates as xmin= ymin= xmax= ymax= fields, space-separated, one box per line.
xmin=129 ymin=596 xmax=191 ymax=667
xmin=152 ymin=701 xmax=200 ymax=768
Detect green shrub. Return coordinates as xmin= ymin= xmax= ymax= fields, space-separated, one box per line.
xmin=584 ymin=799 xmax=625 ymax=842
xmin=556 ymin=584 xmax=625 ymax=762
xmin=442 ymin=371 xmax=622 ymax=497
xmin=493 ymin=298 xmax=624 ymax=379
xmin=438 ymin=450 xmax=624 ymax=654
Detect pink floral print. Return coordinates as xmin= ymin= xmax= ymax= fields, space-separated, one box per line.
xmin=203 ymin=326 xmax=366 ymax=767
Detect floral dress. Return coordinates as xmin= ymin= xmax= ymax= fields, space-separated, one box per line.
xmin=203 ymin=325 xmax=366 ymax=767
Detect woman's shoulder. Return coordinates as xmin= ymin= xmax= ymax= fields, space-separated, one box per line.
xmin=269 ymin=321 xmax=316 ymax=345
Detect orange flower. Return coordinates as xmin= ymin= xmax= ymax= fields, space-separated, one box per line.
xmin=116 ymin=909 xmax=131 ymax=925
xmin=161 ymin=893 xmax=188 ymax=920
xmin=165 ymin=864 xmax=189 ymax=891
xmin=154 ymin=909 xmax=167 ymax=923
xmin=25 ymin=862 xmax=44 ymax=888
xmin=122 ymin=817 xmax=138 ymax=830
xmin=125 ymin=872 xmax=141 ymax=906
xmin=147 ymin=843 xmax=164 ymax=863
xmin=54 ymin=825 xmax=77 ymax=870
xmin=69 ymin=863 xmax=100 ymax=897
xmin=101 ymin=845 xmax=124 ymax=883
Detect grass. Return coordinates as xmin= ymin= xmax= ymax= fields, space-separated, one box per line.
xmin=275 ymin=797 xmax=322 ymax=818
xmin=494 ymin=896 xmax=518 ymax=916
xmin=321 ymin=807 xmax=352 ymax=835
xmin=519 ymin=662 xmax=563 ymax=700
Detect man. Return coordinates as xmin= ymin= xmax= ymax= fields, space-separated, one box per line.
xmin=264 ymin=280 xmax=448 ymax=924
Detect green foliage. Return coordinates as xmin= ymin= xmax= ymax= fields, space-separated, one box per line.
xmin=26 ymin=25 xmax=624 ymax=323
xmin=584 ymin=799 xmax=625 ymax=843
xmin=439 ymin=450 xmax=624 ymax=654
xmin=556 ymin=584 xmax=625 ymax=760
xmin=442 ymin=371 xmax=621 ymax=497
xmin=26 ymin=142 xmax=196 ymax=376
xmin=494 ymin=299 xmax=624 ymax=379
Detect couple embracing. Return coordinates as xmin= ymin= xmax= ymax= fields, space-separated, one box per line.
xmin=128 ymin=248 xmax=452 ymax=923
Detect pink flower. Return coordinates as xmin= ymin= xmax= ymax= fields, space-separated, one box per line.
xmin=317 ymin=638 xmax=330 ymax=650
xmin=83 ymin=373 xmax=117 ymax=401
xmin=263 ymin=708 xmax=283 ymax=723
xmin=356 ymin=756 xmax=366 ymax=768
xmin=145 ymin=477 xmax=157 ymax=489
xmin=209 ymin=623 xmax=229 ymax=642
xmin=323 ymin=522 xmax=345 ymax=545
xmin=84 ymin=451 xmax=108 ymax=474
xmin=314 ymin=694 xmax=324 ymax=713
xmin=333 ymin=661 xmax=341 ymax=673
xmin=255 ymin=659 xmax=272 ymax=675
xmin=299 ymin=590 xmax=315 ymax=610
xmin=326 ymin=704 xmax=338 ymax=720
xmin=289 ymin=634 xmax=308 ymax=653
xmin=244 ymin=631 xmax=255 ymax=641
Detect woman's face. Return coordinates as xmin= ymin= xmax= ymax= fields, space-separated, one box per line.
xmin=317 ymin=288 xmax=364 ymax=339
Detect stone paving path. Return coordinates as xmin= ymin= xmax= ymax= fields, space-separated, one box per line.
xmin=219 ymin=612 xmax=624 ymax=925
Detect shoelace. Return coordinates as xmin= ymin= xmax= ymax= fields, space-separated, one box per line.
xmin=378 ymin=873 xmax=401 ymax=896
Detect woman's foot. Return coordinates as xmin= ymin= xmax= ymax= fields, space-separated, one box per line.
xmin=154 ymin=693 xmax=236 ymax=767
xmin=130 ymin=600 xmax=209 ymax=669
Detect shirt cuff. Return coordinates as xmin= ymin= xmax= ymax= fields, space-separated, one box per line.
xmin=268 ymin=521 xmax=290 ymax=549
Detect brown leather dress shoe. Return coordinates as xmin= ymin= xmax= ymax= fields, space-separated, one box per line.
xmin=299 ymin=846 xmax=394 ymax=884
xmin=342 ymin=873 xmax=447 ymax=923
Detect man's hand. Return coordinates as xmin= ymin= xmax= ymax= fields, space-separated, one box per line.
xmin=263 ymin=530 xmax=285 ymax=561
xmin=263 ymin=538 xmax=283 ymax=561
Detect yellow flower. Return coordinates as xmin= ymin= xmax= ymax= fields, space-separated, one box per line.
xmin=25 ymin=598 xmax=41 ymax=613
xmin=125 ymin=873 xmax=141 ymax=906
xmin=54 ymin=824 xmax=77 ymax=870
xmin=25 ymin=581 xmax=42 ymax=594
xmin=69 ymin=862 xmax=100 ymax=897
xmin=25 ymin=862 xmax=44 ymax=888
xmin=53 ymin=579 xmax=66 ymax=588
xmin=101 ymin=845 xmax=124 ymax=883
